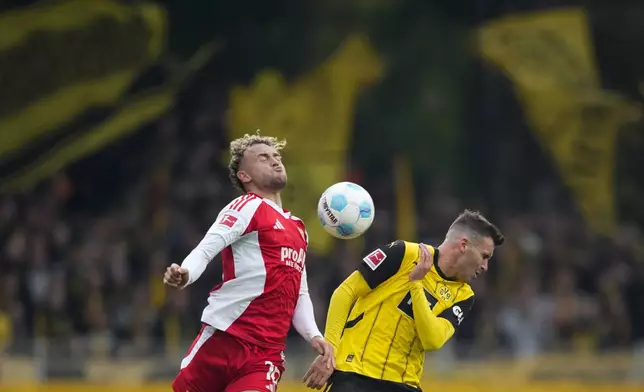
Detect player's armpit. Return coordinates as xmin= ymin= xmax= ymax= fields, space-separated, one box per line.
xmin=438 ymin=295 xmax=475 ymax=329
xmin=181 ymin=195 xmax=261 ymax=286
xmin=357 ymin=240 xmax=406 ymax=289
xmin=409 ymin=282 xmax=456 ymax=351
xmin=324 ymin=271 xmax=371 ymax=350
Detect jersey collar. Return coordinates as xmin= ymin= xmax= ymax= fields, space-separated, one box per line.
xmin=248 ymin=192 xmax=292 ymax=218
xmin=432 ymin=248 xmax=458 ymax=281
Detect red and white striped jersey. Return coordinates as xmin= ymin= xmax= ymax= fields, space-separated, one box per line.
xmin=183 ymin=193 xmax=310 ymax=350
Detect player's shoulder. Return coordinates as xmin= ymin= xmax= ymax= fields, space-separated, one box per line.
xmin=362 ymin=239 xmax=417 ymax=262
xmin=377 ymin=240 xmax=434 ymax=262
xmin=221 ymin=193 xmax=263 ymax=215
xmin=287 ymin=213 xmax=306 ymax=227
xmin=359 ymin=239 xmax=414 ymax=289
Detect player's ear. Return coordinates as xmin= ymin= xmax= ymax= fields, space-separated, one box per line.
xmin=237 ymin=170 xmax=252 ymax=185
xmin=459 ymin=237 xmax=468 ymax=253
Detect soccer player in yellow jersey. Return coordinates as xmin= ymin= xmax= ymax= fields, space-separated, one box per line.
xmin=303 ymin=210 xmax=504 ymax=391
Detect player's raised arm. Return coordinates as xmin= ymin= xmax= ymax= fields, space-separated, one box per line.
xmin=323 ymin=240 xmax=406 ymax=349
xmin=409 ymin=244 xmax=474 ymax=351
xmin=164 ymin=195 xmax=261 ymax=289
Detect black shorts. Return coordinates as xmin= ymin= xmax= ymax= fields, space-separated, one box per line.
xmin=326 ymin=371 xmax=421 ymax=392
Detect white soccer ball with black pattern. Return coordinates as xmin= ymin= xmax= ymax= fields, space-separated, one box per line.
xmin=317 ymin=182 xmax=375 ymax=239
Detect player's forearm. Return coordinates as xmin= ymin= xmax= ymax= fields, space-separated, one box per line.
xmin=181 ymin=232 xmax=227 ymax=285
xmin=292 ymin=292 xmax=322 ymax=342
xmin=410 ymin=282 xmax=455 ymax=351
xmin=324 ymin=271 xmax=370 ymax=349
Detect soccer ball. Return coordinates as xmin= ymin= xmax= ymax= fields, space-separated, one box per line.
xmin=317 ymin=182 xmax=375 ymax=239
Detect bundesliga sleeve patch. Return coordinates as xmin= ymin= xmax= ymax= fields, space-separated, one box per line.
xmin=218 ymin=213 xmax=238 ymax=228
xmin=363 ymin=248 xmax=387 ymax=271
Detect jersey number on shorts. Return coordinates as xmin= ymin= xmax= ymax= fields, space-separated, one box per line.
xmin=397 ymin=289 xmax=438 ymax=319
xmin=265 ymin=361 xmax=281 ymax=392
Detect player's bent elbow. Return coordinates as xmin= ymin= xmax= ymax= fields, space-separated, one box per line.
xmin=421 ymin=337 xmax=447 ymax=352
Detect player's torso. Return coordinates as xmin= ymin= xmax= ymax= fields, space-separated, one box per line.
xmin=336 ymin=243 xmax=471 ymax=388
xmin=246 ymin=202 xmax=308 ymax=301
xmin=205 ymin=196 xmax=308 ymax=348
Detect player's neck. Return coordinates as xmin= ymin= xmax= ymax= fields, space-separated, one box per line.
xmin=436 ymin=243 xmax=459 ymax=279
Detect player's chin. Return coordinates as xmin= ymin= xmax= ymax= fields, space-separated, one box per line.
xmin=270 ymin=174 xmax=287 ymax=190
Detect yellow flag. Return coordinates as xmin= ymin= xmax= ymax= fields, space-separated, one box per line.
xmin=0 ymin=0 xmax=166 ymax=155
xmin=228 ymin=35 xmax=383 ymax=253
xmin=1 ymin=87 xmax=175 ymax=192
xmin=394 ymin=155 xmax=417 ymax=240
xmin=479 ymin=9 xmax=639 ymax=234
xmin=0 ymin=311 xmax=11 ymax=352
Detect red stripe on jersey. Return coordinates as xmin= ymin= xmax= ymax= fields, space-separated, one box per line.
xmin=235 ymin=196 xmax=255 ymax=212
xmin=230 ymin=194 xmax=249 ymax=211
xmin=221 ymin=247 xmax=236 ymax=282
xmin=209 ymin=247 xmax=236 ymax=295
xmin=230 ymin=194 xmax=257 ymax=211
xmin=210 ymin=282 xmax=223 ymax=294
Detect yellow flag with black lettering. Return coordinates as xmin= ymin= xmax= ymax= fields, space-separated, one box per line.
xmin=479 ymin=8 xmax=639 ymax=234
xmin=228 ymin=35 xmax=383 ymax=253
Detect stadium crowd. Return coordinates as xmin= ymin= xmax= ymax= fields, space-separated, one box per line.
xmin=1 ymin=103 xmax=643 ymax=363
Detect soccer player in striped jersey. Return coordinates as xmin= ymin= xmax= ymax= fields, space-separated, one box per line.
xmin=164 ymin=133 xmax=334 ymax=392
xmin=304 ymin=210 xmax=504 ymax=391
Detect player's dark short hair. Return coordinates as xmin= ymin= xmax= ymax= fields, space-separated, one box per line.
xmin=449 ymin=209 xmax=505 ymax=246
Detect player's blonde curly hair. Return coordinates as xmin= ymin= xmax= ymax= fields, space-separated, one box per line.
xmin=228 ymin=131 xmax=287 ymax=192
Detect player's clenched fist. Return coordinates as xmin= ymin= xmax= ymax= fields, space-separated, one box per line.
xmin=163 ymin=263 xmax=189 ymax=289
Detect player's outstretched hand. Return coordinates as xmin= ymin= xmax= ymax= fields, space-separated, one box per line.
xmin=163 ymin=263 xmax=189 ymax=289
xmin=409 ymin=243 xmax=432 ymax=282
xmin=303 ymin=355 xmax=334 ymax=390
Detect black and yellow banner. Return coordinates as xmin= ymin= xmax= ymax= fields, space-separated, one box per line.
xmin=0 ymin=0 xmax=174 ymax=192
xmin=479 ymin=8 xmax=639 ymax=234
xmin=228 ymin=35 xmax=383 ymax=253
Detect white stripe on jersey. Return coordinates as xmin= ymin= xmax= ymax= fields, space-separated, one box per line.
xmin=198 ymin=195 xmax=265 ymax=331
xmin=202 ymin=231 xmax=266 ymax=330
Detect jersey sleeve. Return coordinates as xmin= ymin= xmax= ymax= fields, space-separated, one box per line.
xmin=181 ymin=195 xmax=262 ymax=285
xmin=209 ymin=195 xmax=261 ymax=244
xmin=357 ymin=240 xmax=407 ymax=289
xmin=292 ymin=267 xmax=323 ymax=341
xmin=299 ymin=267 xmax=309 ymax=295
xmin=438 ymin=295 xmax=475 ymax=329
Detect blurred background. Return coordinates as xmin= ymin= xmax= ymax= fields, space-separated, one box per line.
xmin=1 ymin=0 xmax=644 ymax=391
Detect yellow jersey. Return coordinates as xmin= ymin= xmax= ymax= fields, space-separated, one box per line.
xmin=328 ymin=240 xmax=475 ymax=390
